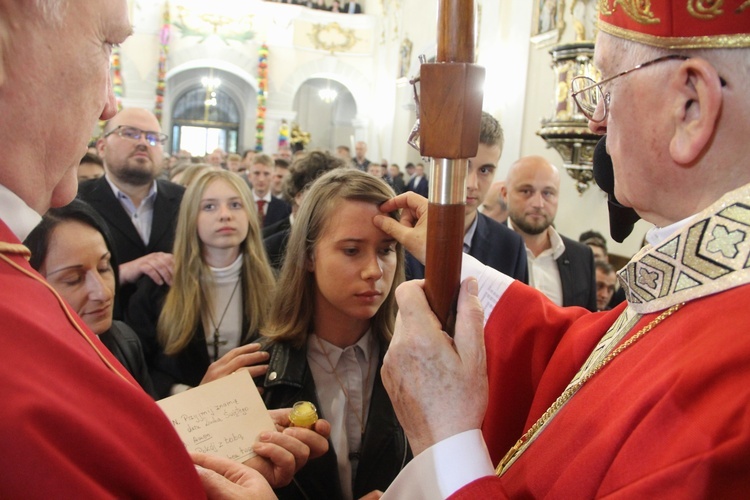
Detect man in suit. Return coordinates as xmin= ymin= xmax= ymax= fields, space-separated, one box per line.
xmin=403 ymin=162 xmax=416 ymax=184
xmin=388 ymin=164 xmax=406 ymax=195
xmin=79 ymin=108 xmax=184 ymax=316
xmin=352 ymin=141 xmax=371 ymax=171
xmin=78 ymin=152 xmax=105 ymax=182
xmin=264 ymin=151 xmax=346 ymax=270
xmin=272 ymin=158 xmax=290 ymax=199
xmin=335 ymin=145 xmax=351 ymax=163
xmin=249 ymin=153 xmax=291 ymax=228
xmin=367 ymin=162 xmax=386 ymax=179
xmin=405 ymin=113 xmax=527 ymax=283
xmin=405 ymin=163 xmax=429 ymax=198
xmin=503 ymin=155 xmax=596 ymax=310
xmin=226 ymin=153 xmax=244 ymax=175
xmin=579 ymin=229 xmax=608 ymax=262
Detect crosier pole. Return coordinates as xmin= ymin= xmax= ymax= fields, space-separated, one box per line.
xmin=419 ymin=0 xmax=484 ymax=335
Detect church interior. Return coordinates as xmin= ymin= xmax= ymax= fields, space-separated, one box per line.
xmin=115 ymin=0 xmax=652 ymax=260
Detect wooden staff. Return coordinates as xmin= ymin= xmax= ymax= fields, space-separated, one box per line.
xmin=419 ymin=0 xmax=484 ymax=335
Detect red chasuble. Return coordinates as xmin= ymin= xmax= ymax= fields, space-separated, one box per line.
xmin=451 ymin=281 xmax=750 ymax=498
xmin=0 ymin=222 xmax=204 ymax=498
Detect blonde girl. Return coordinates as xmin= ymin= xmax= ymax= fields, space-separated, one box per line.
xmin=128 ymin=169 xmax=274 ymax=398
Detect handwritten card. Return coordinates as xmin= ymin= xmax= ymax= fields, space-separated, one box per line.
xmin=157 ymin=370 xmax=275 ymax=462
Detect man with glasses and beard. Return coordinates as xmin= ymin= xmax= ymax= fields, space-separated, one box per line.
xmin=79 ymin=108 xmax=184 ymax=316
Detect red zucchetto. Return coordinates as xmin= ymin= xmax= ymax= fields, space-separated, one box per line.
xmin=598 ymin=0 xmax=750 ymax=49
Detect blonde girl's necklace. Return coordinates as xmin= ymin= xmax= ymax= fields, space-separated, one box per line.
xmin=314 ymin=334 xmax=375 ymax=438
xmin=205 ymin=278 xmax=240 ymax=362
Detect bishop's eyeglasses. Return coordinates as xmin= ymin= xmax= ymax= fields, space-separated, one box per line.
xmin=104 ymin=125 xmax=168 ymax=147
xmin=570 ymin=54 xmax=690 ymax=123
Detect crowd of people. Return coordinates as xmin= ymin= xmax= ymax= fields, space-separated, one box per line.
xmin=2 ymin=0 xmax=749 ymax=497
xmin=13 ymin=97 xmax=607 ymax=496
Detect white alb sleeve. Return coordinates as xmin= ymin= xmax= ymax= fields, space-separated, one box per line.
xmin=381 ymin=430 xmax=494 ymax=499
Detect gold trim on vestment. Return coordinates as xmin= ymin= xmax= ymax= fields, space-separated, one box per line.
xmin=598 ymin=20 xmax=750 ymax=48
xmin=0 ymin=241 xmax=31 ymax=259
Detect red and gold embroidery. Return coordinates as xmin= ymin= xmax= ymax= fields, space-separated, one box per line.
xmin=688 ymin=0 xmax=725 ymax=20
xmin=599 ymin=0 xmax=660 ymax=24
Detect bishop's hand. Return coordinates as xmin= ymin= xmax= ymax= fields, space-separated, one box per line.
xmin=374 ymin=192 xmax=429 ymax=264
xmin=381 ymin=277 xmax=487 ymax=455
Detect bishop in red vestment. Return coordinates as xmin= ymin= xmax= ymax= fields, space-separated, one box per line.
xmin=378 ymin=2 xmax=750 ymax=498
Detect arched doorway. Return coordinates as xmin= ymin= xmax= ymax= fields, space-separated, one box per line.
xmin=292 ymin=78 xmax=356 ymax=152
xmin=171 ymin=74 xmax=242 ymax=156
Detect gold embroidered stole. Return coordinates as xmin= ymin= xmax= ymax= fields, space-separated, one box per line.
xmin=621 ymin=186 xmax=750 ymax=315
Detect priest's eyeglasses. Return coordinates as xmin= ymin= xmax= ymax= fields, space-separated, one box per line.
xmin=104 ymin=125 xmax=168 ymax=147
xmin=570 ymin=54 xmax=690 ymax=123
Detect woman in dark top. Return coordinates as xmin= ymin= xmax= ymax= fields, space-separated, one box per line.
xmin=261 ymin=169 xmax=411 ymax=499
xmin=25 ymin=199 xmax=156 ymax=398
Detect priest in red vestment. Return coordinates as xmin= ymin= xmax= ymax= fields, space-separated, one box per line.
xmin=0 ymin=1 xmax=327 ymax=497
xmin=376 ymin=2 xmax=750 ymax=498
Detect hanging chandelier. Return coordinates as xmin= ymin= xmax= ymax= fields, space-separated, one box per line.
xmin=318 ymin=80 xmax=337 ymax=103
xmin=318 ymin=88 xmax=338 ymax=103
xmin=202 ymin=74 xmax=221 ymax=107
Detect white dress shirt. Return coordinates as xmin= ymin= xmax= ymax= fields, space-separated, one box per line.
xmin=106 ymin=176 xmax=157 ymax=245
xmin=509 ymin=221 xmax=566 ymax=306
xmin=463 ymin=213 xmax=478 ymax=253
xmin=253 ymin=191 xmax=273 ymax=217
xmin=0 ymin=184 xmax=42 ymax=241
xmin=308 ymin=330 xmax=379 ymax=500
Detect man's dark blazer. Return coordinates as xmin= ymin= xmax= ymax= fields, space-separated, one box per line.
xmin=352 ymin=158 xmax=371 ymax=171
xmin=557 ymin=235 xmax=597 ymax=311
xmin=389 ymin=174 xmax=406 ymax=195
xmin=405 ymin=213 xmax=528 ymax=283
xmin=264 ymin=228 xmax=291 ymax=271
xmin=405 ymin=175 xmax=429 ymax=198
xmin=263 ymin=197 xmax=291 ymax=228
xmin=77 ymin=176 xmax=184 ymax=317
xmin=262 ymin=215 xmax=291 ymax=240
